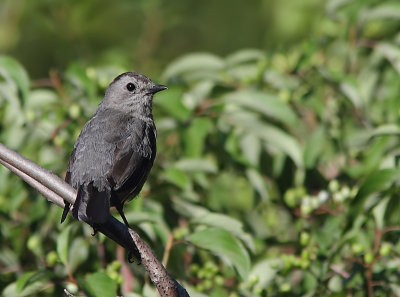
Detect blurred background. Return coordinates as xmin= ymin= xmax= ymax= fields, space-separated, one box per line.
xmin=0 ymin=0 xmax=324 ymax=78
xmin=2 ymin=0 xmax=400 ymax=296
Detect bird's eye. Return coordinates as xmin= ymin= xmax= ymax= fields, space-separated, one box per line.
xmin=126 ymin=83 xmax=136 ymax=92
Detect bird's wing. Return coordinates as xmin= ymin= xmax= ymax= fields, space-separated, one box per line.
xmin=108 ymin=138 xmax=153 ymax=192
xmin=107 ymin=120 xmax=156 ymax=194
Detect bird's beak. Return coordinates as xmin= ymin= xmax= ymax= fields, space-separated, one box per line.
xmin=148 ymin=84 xmax=168 ymax=94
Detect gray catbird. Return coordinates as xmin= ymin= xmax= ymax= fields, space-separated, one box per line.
xmin=61 ymin=72 xmax=167 ymax=228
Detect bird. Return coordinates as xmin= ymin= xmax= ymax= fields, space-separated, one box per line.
xmin=61 ymin=72 xmax=167 ymax=228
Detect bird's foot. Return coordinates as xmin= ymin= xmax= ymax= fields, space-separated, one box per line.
xmin=127 ymin=250 xmax=141 ymax=264
xmin=91 ymin=224 xmax=99 ymax=236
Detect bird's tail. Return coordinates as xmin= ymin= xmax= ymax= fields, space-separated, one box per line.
xmin=71 ymin=182 xmax=111 ymax=224
xmin=60 ymin=201 xmax=70 ymax=223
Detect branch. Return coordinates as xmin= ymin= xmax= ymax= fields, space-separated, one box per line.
xmin=0 ymin=143 xmax=189 ymax=297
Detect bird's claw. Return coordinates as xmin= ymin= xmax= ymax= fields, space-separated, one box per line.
xmin=91 ymin=224 xmax=98 ymax=236
xmin=127 ymin=250 xmax=141 ymax=264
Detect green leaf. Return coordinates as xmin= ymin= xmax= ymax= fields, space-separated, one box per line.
xmin=155 ymin=87 xmax=191 ymax=121
xmin=360 ymin=3 xmax=400 ymax=22
xmin=225 ymin=49 xmax=265 ymax=66
xmin=303 ymin=126 xmax=326 ymax=168
xmin=375 ymin=42 xmax=400 ymax=75
xmin=57 ymin=224 xmax=72 ymax=266
xmin=223 ymin=90 xmax=298 ymax=127
xmin=0 ymin=56 xmax=30 ymax=100
xmin=174 ymin=158 xmax=217 ymax=173
xmin=83 ymin=272 xmax=117 ymax=297
xmin=346 ymin=136 xmax=391 ymax=178
xmin=263 ymin=69 xmax=300 ymax=90
xmin=164 ymin=53 xmax=224 ymax=80
xmin=350 ymin=169 xmax=400 ymax=219
xmin=3 ymin=280 xmax=49 ymax=297
xmin=373 ymin=197 xmax=390 ymax=230
xmin=208 ymin=172 xmax=254 ymax=211
xmin=239 ymin=133 xmax=261 ymax=166
xmin=125 ymin=210 xmax=164 ymax=225
xmin=183 ymin=118 xmax=212 ymax=157
xmin=326 ymin=0 xmax=353 ymax=17
xmin=25 ymin=89 xmax=58 ymax=109
xmin=223 ymin=110 xmax=303 ymax=167
xmin=390 ymin=284 xmax=400 ymax=296
xmin=183 ymin=80 xmax=216 ymax=110
xmin=259 ymin=125 xmax=303 ymax=167
xmin=188 ymin=227 xmax=250 ymax=279
xmin=246 ymin=259 xmax=278 ymax=289
xmin=161 ymin=167 xmax=191 ymax=190
xmin=370 ymin=124 xmax=400 ymax=137
xmin=68 ymin=238 xmax=89 ymax=273
xmin=355 ymin=169 xmax=400 ymax=201
xmin=246 ymin=168 xmax=269 ymax=202
xmin=0 ymin=248 xmax=19 ymax=267
xmin=192 ymin=212 xmax=255 ymax=252
xmin=16 ymin=271 xmax=36 ymax=292
xmin=172 ymin=199 xmax=209 ymax=218
xmin=339 ymin=81 xmax=362 ymax=107
xmin=8 ymin=270 xmax=52 ymax=297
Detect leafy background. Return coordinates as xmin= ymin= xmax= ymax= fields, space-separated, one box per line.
xmin=2 ymin=0 xmax=400 ymax=296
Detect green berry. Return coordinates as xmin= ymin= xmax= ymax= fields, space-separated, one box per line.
xmin=69 ymin=103 xmax=81 ymax=119
xmin=379 ymin=243 xmax=391 ymax=256
xmin=351 ymin=243 xmax=364 ymax=254
xmin=364 ymin=252 xmax=374 ymax=264
xmin=300 ymin=231 xmax=310 ymax=246
xmin=215 ymin=276 xmax=224 ymax=286
xmin=27 ymin=234 xmax=40 ymax=251
xmin=284 ymin=189 xmax=298 ymax=207
xmin=46 ymin=251 xmax=59 ymax=266
xmin=280 ymin=282 xmax=291 ymax=292
xmin=329 ymin=180 xmax=340 ymax=192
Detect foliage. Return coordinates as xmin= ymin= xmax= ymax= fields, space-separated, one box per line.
xmin=2 ymin=1 xmax=400 ymax=296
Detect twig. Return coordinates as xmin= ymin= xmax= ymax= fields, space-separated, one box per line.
xmin=0 ymin=142 xmax=190 ymax=297
xmin=0 ymin=143 xmax=75 ymax=205
xmin=162 ymin=233 xmax=174 ymax=267
xmin=0 ymin=158 xmax=65 ymax=207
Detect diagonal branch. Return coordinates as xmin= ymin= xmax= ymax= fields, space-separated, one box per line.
xmin=0 ymin=143 xmax=189 ymax=297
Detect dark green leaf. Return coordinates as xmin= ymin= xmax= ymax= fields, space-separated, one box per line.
xmin=83 ymin=272 xmax=117 ymax=297
xmin=188 ymin=227 xmax=250 ymax=279
xmin=192 ymin=212 xmax=255 ymax=251
xmin=350 ymin=169 xmax=400 ymax=219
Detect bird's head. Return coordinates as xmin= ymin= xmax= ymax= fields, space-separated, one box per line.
xmin=100 ymin=72 xmax=167 ymax=116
